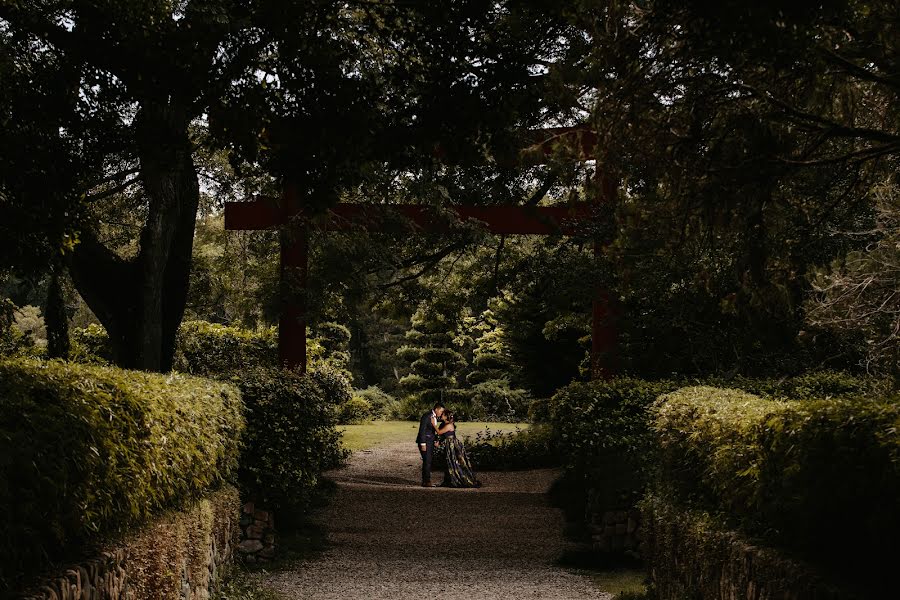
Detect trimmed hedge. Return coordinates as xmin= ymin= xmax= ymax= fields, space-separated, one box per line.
xmin=233 ymin=367 xmax=349 ymax=518
xmin=174 ymin=320 xmax=278 ymax=376
xmin=548 ymin=378 xmax=679 ymax=507
xmin=0 ymin=358 xmax=243 ymax=588
xmin=68 ymin=319 xmax=352 ymax=381
xmin=653 ymin=386 xmax=900 ymax=578
xmin=708 ymin=370 xmax=876 ymax=401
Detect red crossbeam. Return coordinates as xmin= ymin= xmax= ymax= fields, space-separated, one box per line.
xmin=225 ymin=199 xmax=594 ymax=235
xmin=222 ymin=125 xmax=616 ymax=379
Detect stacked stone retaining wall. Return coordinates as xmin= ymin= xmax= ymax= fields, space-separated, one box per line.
xmin=21 ymin=486 xmax=240 ymax=600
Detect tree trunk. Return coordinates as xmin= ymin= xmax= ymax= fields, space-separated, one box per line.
xmin=69 ymin=99 xmax=199 ymax=372
xmin=44 ymin=268 xmax=70 ymax=359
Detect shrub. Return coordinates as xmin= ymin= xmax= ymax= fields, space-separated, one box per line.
xmin=549 ymin=378 xmax=679 ymax=507
xmin=0 ymin=358 xmax=243 ymax=587
xmin=69 ymin=323 xmax=113 ymax=364
xmin=396 ymin=389 xmax=487 ymax=421
xmin=337 ymin=395 xmax=371 ymax=424
xmin=174 ymin=320 xmax=278 ymax=376
xmin=463 ymin=425 xmax=560 ymax=471
xmin=352 ymin=385 xmax=400 ymax=420
xmin=711 ymin=370 xmax=875 ymax=401
xmin=652 ymin=386 xmax=900 ymax=576
xmin=233 ymin=367 xmax=348 ymax=518
xmin=527 ymin=397 xmax=552 ymax=422
xmin=467 ymin=378 xmax=532 ymax=420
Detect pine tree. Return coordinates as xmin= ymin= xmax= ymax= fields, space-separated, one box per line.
xmin=397 ymin=302 xmax=467 ymax=405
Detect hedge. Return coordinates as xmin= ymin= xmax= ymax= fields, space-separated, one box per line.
xmin=548 ymin=378 xmax=679 ymax=507
xmin=233 ymin=367 xmax=349 ymax=518
xmin=174 ymin=320 xmax=279 ymax=376
xmin=462 ymin=425 xmax=560 ymax=471
xmin=65 ymin=319 xmax=350 ymax=380
xmin=543 ymin=371 xmax=881 ymax=518
xmin=0 ymin=358 xmax=243 ymax=588
xmin=652 ymin=386 xmax=900 ymax=578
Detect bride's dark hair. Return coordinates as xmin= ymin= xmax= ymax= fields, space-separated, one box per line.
xmin=443 ymin=410 xmax=455 ymax=423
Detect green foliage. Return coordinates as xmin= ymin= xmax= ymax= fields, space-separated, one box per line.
xmin=710 ymin=370 xmax=876 ymax=401
xmin=311 ymin=321 xmax=353 ymax=381
xmin=233 ymin=367 xmax=349 ymax=517
xmin=467 ymin=378 xmax=532 ymax=420
xmin=549 ymin=378 xmax=680 ymax=508
xmin=463 ymin=425 xmax=559 ymax=471
xmin=174 ymin=320 xmax=279 ymax=376
xmin=653 ymin=386 xmax=900 ymax=576
xmin=337 ymin=395 xmax=372 ymax=425
xmin=69 ymin=323 xmax=114 ymax=364
xmin=69 ymin=320 xmax=354 ymax=382
xmin=0 ymin=358 xmax=243 ymax=587
xmin=352 ymin=386 xmax=400 ymax=420
xmin=397 ymin=302 xmax=468 ymax=403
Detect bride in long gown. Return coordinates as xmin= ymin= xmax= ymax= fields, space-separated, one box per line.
xmin=435 ymin=410 xmax=481 ymax=488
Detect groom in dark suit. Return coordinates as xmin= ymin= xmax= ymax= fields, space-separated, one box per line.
xmin=416 ymin=402 xmax=445 ymax=487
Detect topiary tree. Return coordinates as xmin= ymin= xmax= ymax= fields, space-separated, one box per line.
xmin=312 ymin=321 xmax=353 ymax=381
xmin=397 ymin=302 xmax=467 ymax=408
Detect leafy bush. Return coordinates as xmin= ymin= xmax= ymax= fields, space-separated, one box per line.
xmin=70 ymin=320 xmax=354 ymax=381
xmin=396 ymin=389 xmax=487 ymax=421
xmin=546 ymin=372 xmax=878 ymax=508
xmin=549 ymin=378 xmax=680 ymax=507
xmin=233 ymin=367 xmax=348 ymax=518
xmin=0 ymin=358 xmax=243 ymax=586
xmin=357 ymin=386 xmax=400 ymax=418
xmin=653 ymin=386 xmax=900 ymax=576
xmin=69 ymin=323 xmax=113 ymax=364
xmin=711 ymin=370 xmax=875 ymax=401
xmin=337 ymin=395 xmax=371 ymax=424
xmin=527 ymin=397 xmax=552 ymax=422
xmin=467 ymin=378 xmax=532 ymax=420
xmin=463 ymin=425 xmax=560 ymax=471
xmin=174 ymin=320 xmax=279 ymax=376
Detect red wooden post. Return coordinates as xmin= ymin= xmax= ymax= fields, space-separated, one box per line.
xmin=279 ymin=182 xmax=308 ymax=372
xmin=591 ymin=172 xmax=618 ymax=380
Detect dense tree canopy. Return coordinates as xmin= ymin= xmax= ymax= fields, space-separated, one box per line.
xmin=1 ymin=0 xmax=897 ymax=384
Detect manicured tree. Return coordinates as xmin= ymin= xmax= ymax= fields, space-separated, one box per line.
xmin=312 ymin=321 xmax=353 ymax=381
xmin=397 ymin=303 xmax=467 ymax=405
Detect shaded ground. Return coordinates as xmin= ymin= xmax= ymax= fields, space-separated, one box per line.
xmin=257 ymin=438 xmax=612 ymax=599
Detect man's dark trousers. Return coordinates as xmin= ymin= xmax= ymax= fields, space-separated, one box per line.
xmin=415 ymin=410 xmax=436 ymax=485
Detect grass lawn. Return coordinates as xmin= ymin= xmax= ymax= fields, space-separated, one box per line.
xmin=591 ymin=569 xmax=647 ymax=597
xmin=339 ymin=420 xmax=528 ymax=452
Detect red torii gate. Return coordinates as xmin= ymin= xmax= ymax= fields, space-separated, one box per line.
xmin=224 ymin=127 xmax=617 ymax=379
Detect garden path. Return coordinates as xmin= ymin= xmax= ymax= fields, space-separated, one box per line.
xmin=258 ymin=440 xmax=610 ymax=599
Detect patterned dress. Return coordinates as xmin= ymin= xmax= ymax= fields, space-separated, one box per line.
xmin=439 ymin=428 xmax=481 ymax=488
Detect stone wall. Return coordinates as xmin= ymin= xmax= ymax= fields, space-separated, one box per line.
xmin=237 ymin=502 xmax=277 ymax=563
xmin=584 ymin=486 xmax=643 ymax=557
xmin=588 ymin=508 xmax=642 ymax=556
xmin=22 ymin=486 xmax=240 ymax=600
xmin=642 ymin=494 xmax=855 ymax=600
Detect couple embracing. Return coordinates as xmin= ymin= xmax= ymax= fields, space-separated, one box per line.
xmin=415 ymin=402 xmax=481 ymax=488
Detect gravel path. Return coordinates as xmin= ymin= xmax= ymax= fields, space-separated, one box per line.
xmin=258 ymin=441 xmax=610 ymax=599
